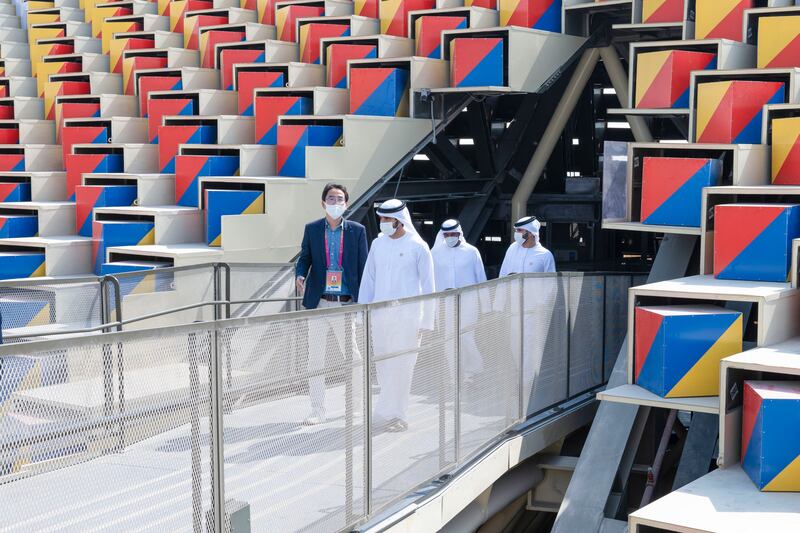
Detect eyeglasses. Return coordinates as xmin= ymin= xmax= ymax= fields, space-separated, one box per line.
xmin=325 ymin=196 xmax=346 ymax=205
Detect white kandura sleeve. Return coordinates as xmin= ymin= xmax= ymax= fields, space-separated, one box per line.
xmin=473 ymin=248 xmax=487 ymax=283
xmin=418 ymin=244 xmax=436 ymax=331
xmin=358 ymin=246 xmax=377 ymax=304
xmin=499 ymin=245 xmax=514 ymax=277
xmin=545 ymin=251 xmax=556 ymax=273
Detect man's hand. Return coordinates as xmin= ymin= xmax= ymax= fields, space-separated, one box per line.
xmin=296 ymin=276 xmax=306 ymax=295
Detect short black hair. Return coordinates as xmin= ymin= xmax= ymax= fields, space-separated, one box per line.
xmin=322 ymin=183 xmax=349 ymax=202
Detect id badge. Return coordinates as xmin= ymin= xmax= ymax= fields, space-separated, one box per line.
xmin=325 ymin=270 xmax=343 ymax=293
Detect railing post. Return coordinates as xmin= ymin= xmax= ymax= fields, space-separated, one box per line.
xmin=437 ymin=297 xmax=446 ymax=469
xmin=364 ymin=308 xmax=372 ymax=517
xmin=344 ymin=311 xmax=354 ymax=523
xmin=518 ymin=275 xmax=525 ymax=420
xmin=99 ymin=277 xmax=114 ymax=439
xmin=188 ymin=330 xmax=203 ymax=533
xmin=210 ymin=324 xmax=226 ymax=532
xmin=566 ymin=275 xmax=572 ymax=400
xmin=454 ymin=291 xmax=461 ymax=463
xmin=107 ymin=275 xmax=126 ymax=450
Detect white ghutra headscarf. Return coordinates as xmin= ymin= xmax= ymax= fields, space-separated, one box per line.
xmin=432 ymin=219 xmax=462 ymax=250
xmin=376 ymin=198 xmax=418 ymax=235
xmin=514 ymin=215 xmax=541 ymax=237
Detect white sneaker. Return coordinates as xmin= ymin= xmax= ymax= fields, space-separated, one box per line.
xmin=302 ymin=413 xmax=326 ymax=426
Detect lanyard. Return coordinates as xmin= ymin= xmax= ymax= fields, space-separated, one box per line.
xmin=324 ymin=223 xmax=344 ymax=270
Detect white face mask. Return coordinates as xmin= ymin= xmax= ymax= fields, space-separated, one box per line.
xmin=514 ymin=232 xmax=526 ymax=245
xmin=380 ymin=221 xmax=398 ymax=236
xmin=445 ymin=236 xmax=460 ymax=248
xmin=325 ymin=204 xmax=346 ymax=220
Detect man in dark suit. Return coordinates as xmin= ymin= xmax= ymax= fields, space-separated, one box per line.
xmin=295 ymin=183 xmax=368 ymax=424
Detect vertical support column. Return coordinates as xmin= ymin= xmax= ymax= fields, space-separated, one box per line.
xmin=511 ymin=48 xmax=601 ymax=223
xmin=210 ymin=325 xmax=226 ymax=533
xmin=598 ymin=46 xmax=654 ymax=143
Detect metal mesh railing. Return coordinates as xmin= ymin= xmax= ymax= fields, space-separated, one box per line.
xmin=0 ymin=325 xmax=215 ymax=532
xmin=0 ymin=271 xmax=638 ymax=532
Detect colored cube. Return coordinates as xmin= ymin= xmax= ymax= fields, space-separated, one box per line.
xmin=771 ymin=117 xmax=800 ymax=185
xmin=415 ymin=16 xmax=467 ymax=59
xmin=139 ymin=76 xmax=183 ymax=118
xmin=237 ymin=71 xmax=285 ymax=116
xmin=276 ymin=5 xmax=324 ymax=42
xmin=92 ymin=220 xmax=155 ymax=275
xmin=0 ymin=183 xmax=31 ymax=202
xmin=0 ymin=297 xmax=52 ymax=328
xmin=0 ymin=216 xmax=38 ymax=238
xmin=170 ymin=0 xmax=214 ymax=32
xmin=65 ymin=153 xmax=124 ymax=201
xmin=714 ymin=204 xmax=800 ymax=282
xmin=635 ymin=50 xmax=717 ymax=109
xmin=696 ymin=81 xmax=785 ymax=144
xmin=300 ymin=23 xmax=351 ymax=64
xmin=109 ymin=37 xmax=153 ymax=75
xmin=200 ymin=30 xmax=246 ymax=69
xmin=257 ymin=0 xmax=280 ymax=25
xmin=0 ymin=252 xmax=46 ymax=279
xmin=0 ymin=104 xmax=14 ymax=119
xmin=276 ymin=124 xmax=342 ymax=177
xmin=742 ymin=381 xmax=800 ymax=492
xmin=499 ymin=0 xmax=561 ymax=31
xmin=184 ymin=14 xmax=229 ymax=49
xmin=326 ymin=43 xmax=377 ymax=89
xmin=57 ymin=102 xmax=101 ymax=143
xmin=158 ymin=124 xmax=216 ymax=173
xmin=349 ymin=67 xmax=410 ymax=117
xmin=355 ymin=0 xmax=378 ymax=18
xmin=123 ymin=56 xmax=168 ymax=96
xmin=380 ymin=0 xmax=435 ymax=37
xmin=758 ymin=15 xmax=800 ymax=69
xmin=44 ymin=81 xmax=91 ymax=121
xmin=634 ymin=305 xmax=742 ymax=398
xmin=450 ymin=37 xmax=504 ymax=88
xmin=0 ymin=127 xmax=19 ymax=145
xmin=205 ymin=189 xmax=265 ymax=246
xmin=76 ymin=185 xmax=137 ymax=237
xmin=641 ymin=157 xmax=722 ymax=227
xmin=254 ymin=95 xmax=312 ymax=145
xmin=465 ymin=0 xmax=497 ymax=8
xmin=61 ymin=125 xmax=109 ymax=162
xmin=220 ymin=48 xmax=266 ymax=90
xmin=148 ymin=98 xmax=195 ymax=143
xmin=36 ymin=60 xmax=82 ymax=98
xmin=175 ymin=154 xmax=240 ymax=207
xmin=641 ymin=0 xmax=684 ymax=23
xmin=0 ymin=153 xmax=25 ymax=172
xmin=695 ymin=0 xmax=753 ymax=41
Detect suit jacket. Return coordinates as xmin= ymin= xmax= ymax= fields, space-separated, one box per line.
xmin=296 ymin=218 xmax=369 ymax=309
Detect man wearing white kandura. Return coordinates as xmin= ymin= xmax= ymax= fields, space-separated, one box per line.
xmin=358 ymin=199 xmax=435 ymax=433
xmin=431 ymin=219 xmax=487 ymax=380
